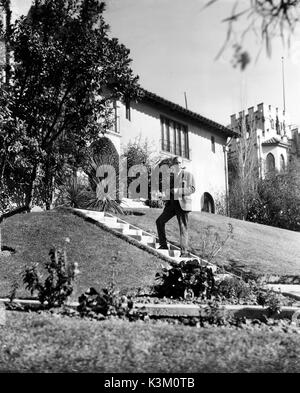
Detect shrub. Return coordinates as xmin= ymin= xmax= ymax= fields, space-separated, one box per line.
xmin=122 ymin=137 xmax=159 ymax=204
xmin=246 ymin=168 xmax=300 ymax=231
xmin=54 ymin=177 xmax=90 ymax=208
xmin=145 ymin=192 xmax=164 ymax=209
xmin=84 ymin=181 xmax=125 ymax=214
xmin=256 ymin=287 xmax=282 ymax=315
xmin=22 ymin=244 xmax=79 ymax=308
xmin=154 ymin=260 xmax=215 ymax=299
xmin=122 ymin=137 xmax=154 ymax=172
xmin=199 ymin=301 xmax=235 ymax=327
xmin=77 ymin=284 xmax=147 ymax=321
xmin=214 ymin=192 xmax=228 ymax=216
xmin=196 ymin=223 xmax=234 ymax=263
xmin=216 ymin=276 xmax=256 ymax=303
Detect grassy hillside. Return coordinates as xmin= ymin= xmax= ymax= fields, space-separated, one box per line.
xmin=0 ymin=210 xmax=163 ymax=299
xmin=118 ymin=208 xmax=300 ymax=277
xmin=1 ymin=207 xmax=300 ymax=299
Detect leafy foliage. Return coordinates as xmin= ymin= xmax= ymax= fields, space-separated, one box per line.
xmin=256 ymin=287 xmax=282 ymax=315
xmin=1 ymin=0 xmax=140 ymax=210
xmin=154 ymin=260 xmax=216 ymax=299
xmin=77 ymin=284 xmax=147 ymax=321
xmin=214 ymin=192 xmax=228 ymax=216
xmin=198 ymin=301 xmax=237 ymax=327
xmin=246 ymin=162 xmax=300 ymax=231
xmin=216 ymin=276 xmax=257 ymax=303
xmin=54 ymin=177 xmax=90 ymax=208
xmin=204 ymin=0 xmax=300 ymax=68
xmin=228 ymin=112 xmax=260 ymax=220
xmin=22 ymin=244 xmax=78 ymax=307
xmin=121 ymin=137 xmax=160 ymax=204
xmin=122 ymin=137 xmax=154 ymax=173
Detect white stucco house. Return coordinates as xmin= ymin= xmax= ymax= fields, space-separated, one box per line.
xmin=103 ymin=89 xmax=236 ymax=213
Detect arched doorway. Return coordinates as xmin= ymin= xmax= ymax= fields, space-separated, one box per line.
xmin=201 ymin=192 xmax=215 ymax=213
xmin=280 ymin=154 xmax=285 ymax=172
xmin=266 ymin=153 xmax=275 ymax=173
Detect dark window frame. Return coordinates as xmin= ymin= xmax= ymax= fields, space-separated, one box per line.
xmin=125 ymin=100 xmax=131 ymax=121
xmin=211 ymin=136 xmax=215 ymax=153
xmin=160 ymin=116 xmax=189 ymax=159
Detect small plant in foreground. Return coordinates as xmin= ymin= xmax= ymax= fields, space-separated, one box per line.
xmin=8 ymin=280 xmax=19 ymax=303
xmin=199 ymin=301 xmax=234 ymax=327
xmin=196 ymin=223 xmax=234 ymax=264
xmin=77 ymin=284 xmax=147 ymax=321
xmin=256 ymin=288 xmax=282 ymax=315
xmin=154 ymin=260 xmax=215 ymax=299
xmin=23 ymin=244 xmax=78 ymax=308
xmin=216 ymin=276 xmax=257 ymax=304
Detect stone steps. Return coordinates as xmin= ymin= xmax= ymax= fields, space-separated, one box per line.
xmin=120 ymin=198 xmax=149 ymax=209
xmin=74 ymin=209 xmax=218 ymax=269
xmin=68 ymin=209 xmax=300 ymax=303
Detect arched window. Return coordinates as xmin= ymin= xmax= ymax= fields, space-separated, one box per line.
xmin=201 ymin=192 xmax=215 ymax=214
xmin=266 ymin=153 xmax=275 ymax=173
xmin=280 ymin=154 xmax=285 ymax=172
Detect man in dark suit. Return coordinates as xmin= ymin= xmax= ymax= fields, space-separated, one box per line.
xmin=156 ymin=156 xmax=195 ymax=257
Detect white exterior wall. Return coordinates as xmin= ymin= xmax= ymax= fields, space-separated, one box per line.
xmin=187 ymin=125 xmax=227 ymax=211
xmin=262 ymin=145 xmax=288 ymax=172
xmin=114 ymin=100 xmax=228 ymax=212
xmin=118 ymin=101 xmax=161 ymax=154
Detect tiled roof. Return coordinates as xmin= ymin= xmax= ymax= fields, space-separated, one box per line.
xmin=262 ymin=137 xmax=289 ymax=146
xmin=141 ymin=89 xmax=237 ymax=137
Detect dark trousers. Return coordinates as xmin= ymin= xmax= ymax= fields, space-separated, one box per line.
xmin=156 ymin=200 xmax=189 ymax=252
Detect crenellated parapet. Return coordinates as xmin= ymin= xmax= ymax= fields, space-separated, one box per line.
xmin=230 ymin=103 xmax=292 ymax=140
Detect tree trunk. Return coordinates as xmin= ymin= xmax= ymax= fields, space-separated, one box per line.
xmin=24 ymin=163 xmax=38 ymax=210
xmin=3 ymin=0 xmax=12 ymax=85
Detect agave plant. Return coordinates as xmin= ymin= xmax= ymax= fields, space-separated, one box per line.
xmin=54 ymin=177 xmax=90 ymax=208
xmin=85 ymin=169 xmax=124 ymax=214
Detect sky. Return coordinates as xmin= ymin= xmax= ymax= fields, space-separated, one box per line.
xmin=9 ymin=0 xmax=300 ymax=127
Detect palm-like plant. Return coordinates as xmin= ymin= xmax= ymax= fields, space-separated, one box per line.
xmin=84 ymin=155 xmax=124 ymax=214
xmin=54 ymin=177 xmax=90 ymax=209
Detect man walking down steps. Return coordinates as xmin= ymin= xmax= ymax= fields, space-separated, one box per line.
xmin=156 ymin=156 xmax=195 ymax=257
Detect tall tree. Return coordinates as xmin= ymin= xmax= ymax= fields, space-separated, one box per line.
xmin=0 ymin=0 xmax=12 ymax=83
xmin=247 ymin=157 xmax=300 ymax=231
xmin=228 ymin=111 xmax=260 ymax=220
xmin=1 ymin=0 xmax=141 ymax=211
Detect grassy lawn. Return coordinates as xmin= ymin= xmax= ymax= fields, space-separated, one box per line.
xmin=118 ymin=208 xmax=300 ymax=277
xmin=0 ymin=210 xmax=163 ymax=299
xmin=1 ymin=209 xmax=300 ymax=374
xmin=1 ymin=207 xmax=300 ymax=300
xmin=0 ymin=311 xmax=300 ymax=372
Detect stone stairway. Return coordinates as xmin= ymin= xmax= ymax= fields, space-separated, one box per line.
xmin=74 ymin=208 xmax=219 ymax=272
xmin=120 ymin=198 xmax=149 ymax=209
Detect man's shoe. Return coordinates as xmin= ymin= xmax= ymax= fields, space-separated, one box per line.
xmin=158 ymin=245 xmax=169 ymax=250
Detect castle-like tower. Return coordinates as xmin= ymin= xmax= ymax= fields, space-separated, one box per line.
xmin=229 ymin=103 xmax=298 ymax=177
